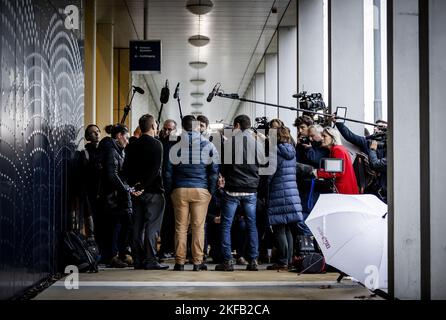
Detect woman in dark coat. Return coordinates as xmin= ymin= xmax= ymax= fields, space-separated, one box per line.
xmin=97 ymin=124 xmax=133 ymax=267
xmin=266 ymin=127 xmax=303 ymax=270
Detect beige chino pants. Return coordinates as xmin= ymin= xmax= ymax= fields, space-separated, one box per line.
xmin=171 ymin=188 xmax=212 ymax=265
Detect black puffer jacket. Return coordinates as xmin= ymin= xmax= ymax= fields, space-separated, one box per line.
xmin=98 ymin=137 xmax=132 ymax=214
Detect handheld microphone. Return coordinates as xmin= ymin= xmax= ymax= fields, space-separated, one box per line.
xmin=132 ymin=86 xmax=145 ymax=94
xmin=207 ymin=83 xmax=220 ymax=102
xmin=173 ymin=82 xmax=180 ymax=99
xmin=160 ymin=80 xmax=170 ymax=104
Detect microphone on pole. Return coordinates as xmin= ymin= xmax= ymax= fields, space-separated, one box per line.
xmin=173 ymin=82 xmax=180 ymax=99
xmin=132 ymin=86 xmax=145 ymax=94
xmin=160 ymin=80 xmax=170 ymax=104
xmin=207 ymin=83 xmax=221 ymax=102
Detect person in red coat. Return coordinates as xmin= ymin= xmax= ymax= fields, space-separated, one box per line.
xmin=316 ymin=127 xmax=359 ymax=194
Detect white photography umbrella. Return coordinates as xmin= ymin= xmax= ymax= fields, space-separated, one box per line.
xmin=306 ymin=194 xmax=388 ymax=290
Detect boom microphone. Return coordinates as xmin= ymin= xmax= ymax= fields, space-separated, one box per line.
xmin=207 ymin=83 xmax=221 ymax=102
xmin=173 ymin=82 xmax=180 ymax=99
xmin=160 ymin=80 xmax=170 ymax=104
xmin=132 ymin=86 xmax=145 ymax=94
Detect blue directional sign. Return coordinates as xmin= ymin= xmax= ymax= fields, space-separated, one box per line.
xmin=130 ymin=40 xmax=161 ymax=73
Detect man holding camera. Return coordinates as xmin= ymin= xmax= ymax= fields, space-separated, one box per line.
xmin=332 ymin=117 xmax=387 ymax=202
xmin=293 ymin=116 xmax=330 ymax=237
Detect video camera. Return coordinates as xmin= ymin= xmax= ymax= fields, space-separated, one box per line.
xmin=294 ymin=91 xmax=330 ymax=126
xmin=295 ymin=91 xmax=326 ymax=111
xmin=253 ymin=116 xmax=269 ymax=131
xmin=367 ymin=131 xmax=387 ymax=148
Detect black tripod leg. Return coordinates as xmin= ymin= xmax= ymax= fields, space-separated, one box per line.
xmin=157 ymin=104 xmax=164 ymax=124
xmin=120 ymin=106 xmax=130 ymax=124
xmin=177 ymin=99 xmax=183 ymax=120
xmin=337 ymin=272 xmax=348 ymax=283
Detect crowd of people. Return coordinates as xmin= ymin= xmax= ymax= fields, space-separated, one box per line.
xmin=73 ymin=112 xmax=387 ymax=271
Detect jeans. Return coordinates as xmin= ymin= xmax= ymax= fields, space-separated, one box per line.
xmin=232 ymin=215 xmax=247 ymax=257
xmin=296 ymin=212 xmax=312 ymax=236
xmin=220 ymin=192 xmax=259 ymax=262
xmin=111 ymin=214 xmax=131 ymax=258
xmin=272 ymin=224 xmax=294 ymax=266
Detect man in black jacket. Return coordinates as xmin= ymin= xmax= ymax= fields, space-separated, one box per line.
xmin=216 ymin=115 xmax=262 ymax=272
xmin=124 ymin=114 xmax=169 ymax=270
xmin=158 ymin=119 xmax=178 ymax=260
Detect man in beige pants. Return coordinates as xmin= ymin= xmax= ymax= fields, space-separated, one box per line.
xmin=164 ymin=115 xmax=219 ymax=271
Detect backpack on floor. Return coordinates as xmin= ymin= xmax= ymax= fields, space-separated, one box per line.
xmin=63 ymin=230 xmax=99 ymax=273
xmin=301 ymin=253 xmax=326 ymax=274
xmin=293 ymin=236 xmax=326 ymax=274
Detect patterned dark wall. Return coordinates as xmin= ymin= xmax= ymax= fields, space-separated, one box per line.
xmin=0 ymin=0 xmax=84 ymax=299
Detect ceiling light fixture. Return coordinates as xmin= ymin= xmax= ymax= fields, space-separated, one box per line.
xmin=188 ymin=35 xmax=210 ymax=47
xmin=189 ymin=61 xmax=208 ymax=69
xmin=190 ymin=78 xmax=206 ymax=86
xmin=191 ymin=102 xmax=204 ymax=108
xmin=186 ymin=0 xmax=214 ymax=15
xmin=190 ymin=92 xmax=204 ymax=98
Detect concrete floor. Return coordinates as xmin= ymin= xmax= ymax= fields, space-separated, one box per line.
xmin=34 ymin=263 xmax=381 ymax=300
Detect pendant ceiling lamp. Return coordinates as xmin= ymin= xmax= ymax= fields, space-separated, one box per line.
xmin=189 ymin=61 xmax=208 ymax=69
xmin=190 ymin=78 xmax=206 ymax=86
xmin=188 ymin=35 xmax=210 ymax=47
xmin=191 ymin=102 xmax=204 ymax=108
xmin=190 ymin=92 xmax=204 ymax=98
xmin=186 ymin=0 xmax=214 ymax=15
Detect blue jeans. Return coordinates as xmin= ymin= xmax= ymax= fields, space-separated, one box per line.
xmin=220 ymin=192 xmax=259 ymax=262
xmin=296 ymin=212 xmax=312 ymax=236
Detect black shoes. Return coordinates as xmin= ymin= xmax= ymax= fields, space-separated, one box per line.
xmin=110 ymin=256 xmax=128 ymax=268
xmin=173 ymin=263 xmax=185 ymax=271
xmin=215 ymin=260 xmax=234 ymax=271
xmin=143 ymin=261 xmax=169 ymax=270
xmin=246 ymin=259 xmax=259 ymax=271
xmin=158 ymin=252 xmax=174 ymax=261
xmin=193 ymin=263 xmax=208 ymax=271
